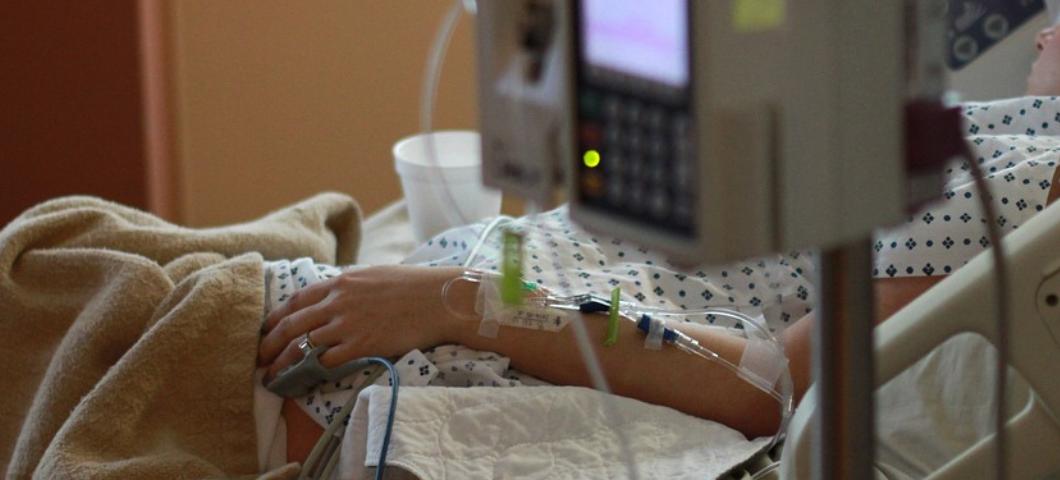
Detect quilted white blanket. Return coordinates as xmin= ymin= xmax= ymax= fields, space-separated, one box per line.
xmin=336 ymin=386 xmax=770 ymax=480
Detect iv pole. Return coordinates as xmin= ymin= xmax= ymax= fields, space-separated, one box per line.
xmin=814 ymin=240 xmax=877 ymax=480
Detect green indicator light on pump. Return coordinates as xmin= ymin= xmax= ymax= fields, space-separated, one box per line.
xmin=583 ymin=150 xmax=601 ymax=168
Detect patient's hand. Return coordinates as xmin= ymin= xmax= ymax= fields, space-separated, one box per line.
xmin=258 ymin=265 xmax=472 ymax=382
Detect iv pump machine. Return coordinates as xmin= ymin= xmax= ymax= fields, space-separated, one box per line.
xmin=477 ymin=0 xmax=927 ymax=264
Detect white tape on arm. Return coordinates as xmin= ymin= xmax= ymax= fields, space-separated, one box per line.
xmin=475 ymin=274 xmax=571 ymax=337
xmin=737 ymin=335 xmax=788 ymax=391
xmin=475 ymin=277 xmax=502 ymax=338
xmin=644 ymin=317 xmax=665 ymax=350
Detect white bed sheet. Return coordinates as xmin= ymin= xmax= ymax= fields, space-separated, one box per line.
xmin=874 ymin=333 xmax=1020 ymax=479
xmin=338 ymin=386 xmax=770 ymax=480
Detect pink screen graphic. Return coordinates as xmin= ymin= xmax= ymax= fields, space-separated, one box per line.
xmin=581 ymin=0 xmax=689 ymax=87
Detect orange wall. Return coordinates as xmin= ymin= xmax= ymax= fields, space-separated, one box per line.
xmin=0 ymin=1 xmax=148 ymax=226
xmin=9 ymin=1 xmax=1025 ymax=229
xmin=168 ymin=1 xmax=479 ymax=226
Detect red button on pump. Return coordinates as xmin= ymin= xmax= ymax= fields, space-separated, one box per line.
xmin=579 ymin=122 xmax=602 ymax=146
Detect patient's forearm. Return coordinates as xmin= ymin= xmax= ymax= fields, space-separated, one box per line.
xmin=438 ymin=274 xmax=786 ymax=439
xmin=463 ymin=318 xmax=784 ymax=437
xmin=436 ymin=268 xmax=943 ymax=438
xmin=873 ymin=276 xmax=945 ymax=323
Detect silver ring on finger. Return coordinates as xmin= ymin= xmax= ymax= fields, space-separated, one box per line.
xmin=298 ymin=331 xmax=316 ymax=357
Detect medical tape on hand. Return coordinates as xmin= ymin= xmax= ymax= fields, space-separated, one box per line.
xmin=736 ymin=315 xmax=788 ymax=391
xmin=474 ymin=278 xmax=502 ymax=338
xmin=475 ymin=274 xmax=570 ymax=337
xmin=643 ymin=316 xmax=665 ymax=350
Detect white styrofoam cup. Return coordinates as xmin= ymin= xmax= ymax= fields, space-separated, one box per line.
xmin=393 ymin=130 xmax=502 ymax=243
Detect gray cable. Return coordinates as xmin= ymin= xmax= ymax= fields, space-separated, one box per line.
xmin=962 ymin=143 xmax=1010 ymax=480
xmin=297 ymin=360 xmax=395 ymax=480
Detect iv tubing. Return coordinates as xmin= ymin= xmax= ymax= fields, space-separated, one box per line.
xmin=624 ymin=304 xmax=783 ymax=345
xmin=454 ymin=273 xmax=793 ymax=450
xmin=524 ymin=292 xmax=794 ymax=448
xmin=666 ymin=326 xmax=789 ymax=404
xmin=515 ymin=203 xmax=643 ymax=480
xmin=525 ymin=295 xmax=789 ymax=398
xmin=463 ymin=215 xmax=515 ymax=267
xmin=556 ymin=272 xmax=643 ymax=480
xmin=625 ymin=304 xmax=793 ymax=442
xmin=440 ymin=270 xmax=486 ymax=321
xmin=419 ymin=0 xmax=473 ymax=230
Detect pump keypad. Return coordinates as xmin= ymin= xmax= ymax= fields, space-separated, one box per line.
xmin=577 ymin=88 xmax=696 ymax=237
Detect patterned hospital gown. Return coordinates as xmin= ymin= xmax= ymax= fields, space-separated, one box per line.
xmin=873 ymin=96 xmax=1060 ymax=279
xmin=267 ymin=96 xmax=1060 ymax=429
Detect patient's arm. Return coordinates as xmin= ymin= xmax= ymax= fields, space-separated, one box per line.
xmin=260 ymin=264 xmax=942 ymax=456
xmin=265 ymin=264 xmax=797 ymax=463
xmin=875 ymin=276 xmax=944 ymax=321
xmin=263 ymin=266 xmax=962 ymax=465
xmin=260 ymin=266 xmax=784 ymax=436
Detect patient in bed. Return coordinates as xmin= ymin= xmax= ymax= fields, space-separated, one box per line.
xmin=256 ymin=26 xmax=1060 ymax=467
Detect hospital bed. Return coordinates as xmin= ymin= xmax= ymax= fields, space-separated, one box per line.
xmin=2 ymin=178 xmax=1055 ymax=480
xmin=781 ymin=183 xmax=1060 ymax=480
xmin=356 ymin=195 xmax=1060 ymax=480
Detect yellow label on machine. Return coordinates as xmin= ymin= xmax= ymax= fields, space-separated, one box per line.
xmin=733 ymin=0 xmax=786 ymax=32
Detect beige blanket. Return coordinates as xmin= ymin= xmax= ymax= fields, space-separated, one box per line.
xmin=0 ymin=193 xmax=362 ymax=479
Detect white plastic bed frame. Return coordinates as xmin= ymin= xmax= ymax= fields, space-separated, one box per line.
xmin=780 ymin=200 xmax=1060 ymax=479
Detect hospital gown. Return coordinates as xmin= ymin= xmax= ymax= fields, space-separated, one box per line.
xmin=265 ymin=97 xmax=1060 ymax=475
xmin=874 ymin=96 xmax=1060 ymax=280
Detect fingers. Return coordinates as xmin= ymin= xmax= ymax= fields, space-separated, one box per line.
xmin=264 ymin=335 xmax=311 ymax=382
xmin=263 ymin=280 xmax=330 ymax=332
xmin=263 ymin=324 xmax=358 ymax=383
xmin=317 ymin=342 xmax=359 ymax=371
xmin=258 ymin=285 xmax=332 ymax=366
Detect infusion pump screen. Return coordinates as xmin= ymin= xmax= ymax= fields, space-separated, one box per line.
xmin=580 ymin=0 xmax=690 ymax=88
xmin=574 ymin=0 xmax=696 ymax=237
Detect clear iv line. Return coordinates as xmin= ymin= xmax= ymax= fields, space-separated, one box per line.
xmin=458 ymin=277 xmax=794 ymax=450
xmin=528 ymin=292 xmax=794 ymax=447
xmin=420 ymin=0 xmax=473 ymax=230
xmin=628 ymin=304 xmax=784 ymax=351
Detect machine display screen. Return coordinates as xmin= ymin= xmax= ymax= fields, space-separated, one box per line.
xmin=580 ymin=0 xmax=690 ymax=87
xmin=573 ymin=0 xmax=697 ymax=238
